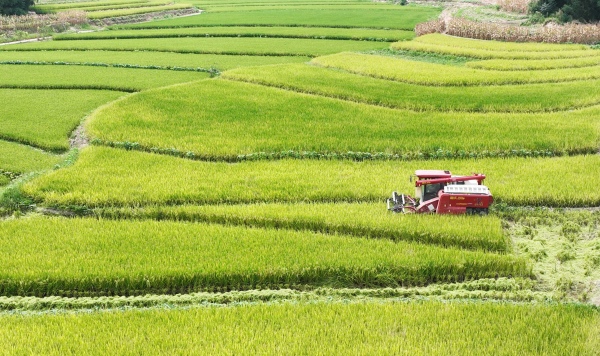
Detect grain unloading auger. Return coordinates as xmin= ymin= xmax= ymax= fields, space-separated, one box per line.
xmin=387 ymin=170 xmax=493 ymax=215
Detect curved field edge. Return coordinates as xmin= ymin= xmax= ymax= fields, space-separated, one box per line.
xmin=93 ymin=203 xmax=509 ymax=252
xmin=0 ymin=302 xmax=597 ymax=355
xmin=0 ymin=217 xmax=529 ymax=297
xmin=84 ymin=79 xmax=600 ymax=158
xmin=22 ymin=147 xmax=600 ymax=208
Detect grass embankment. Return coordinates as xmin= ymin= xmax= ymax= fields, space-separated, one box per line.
xmin=223 ymin=63 xmax=600 ymax=112
xmin=0 ymin=37 xmax=390 ymax=57
xmin=23 ymin=147 xmax=600 ymax=207
xmin=312 ymin=52 xmax=600 ymax=85
xmin=0 ymin=65 xmax=210 ymax=91
xmin=115 ymin=7 xmax=441 ymax=30
xmin=95 ymin=203 xmax=509 ymax=252
xmin=0 ymin=302 xmax=596 ymax=355
xmin=0 ymin=89 xmax=124 ymax=151
xmin=0 ymin=217 xmax=528 ymax=296
xmin=54 ymin=26 xmax=414 ymax=41
xmin=85 ymin=79 xmax=599 ymax=157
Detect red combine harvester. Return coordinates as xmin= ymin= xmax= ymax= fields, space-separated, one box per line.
xmin=387 ymin=170 xmax=493 ymax=215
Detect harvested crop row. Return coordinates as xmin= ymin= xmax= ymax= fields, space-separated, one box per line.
xmin=410 ymin=33 xmax=588 ymax=52
xmin=0 ymin=217 xmax=528 ymax=296
xmin=0 ymin=50 xmax=309 ymax=72
xmin=223 ymin=63 xmax=600 ymax=112
xmin=85 ymin=79 xmax=600 ymax=158
xmin=0 ymin=65 xmax=210 ymax=92
xmin=54 ymin=26 xmax=413 ymax=42
xmin=0 ymin=89 xmax=125 ymax=152
xmin=392 ymin=40 xmax=599 ymax=60
xmin=0 ymin=302 xmax=597 ymax=354
xmin=312 ymin=52 xmax=600 ymax=85
xmin=23 ymin=147 xmax=600 ymax=207
xmin=95 ymin=202 xmax=509 ymax=252
xmin=0 ymin=37 xmax=390 ymax=57
xmin=114 ymin=8 xmax=441 ymax=30
xmin=0 ymin=140 xmax=63 ymax=174
xmin=466 ymin=56 xmax=600 ymax=71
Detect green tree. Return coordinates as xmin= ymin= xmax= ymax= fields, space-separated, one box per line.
xmin=0 ymin=0 xmax=35 ymax=16
xmin=529 ymin=0 xmax=600 ymax=22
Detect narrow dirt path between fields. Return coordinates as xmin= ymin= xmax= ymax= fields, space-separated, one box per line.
xmin=69 ymin=124 xmax=89 ymax=150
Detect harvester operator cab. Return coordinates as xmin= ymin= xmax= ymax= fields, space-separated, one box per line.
xmin=413 ymin=170 xmax=451 ymax=203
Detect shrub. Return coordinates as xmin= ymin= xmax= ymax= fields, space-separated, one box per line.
xmin=0 ymin=0 xmax=33 ymax=16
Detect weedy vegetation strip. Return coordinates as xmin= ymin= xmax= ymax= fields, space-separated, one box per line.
xmin=0 ymin=302 xmax=597 ymax=355
xmin=311 ymin=52 xmax=600 ymax=85
xmin=0 ymin=65 xmax=210 ymax=91
xmin=94 ymin=203 xmax=509 ymax=252
xmin=54 ymin=26 xmax=414 ymax=42
xmin=407 ymin=34 xmax=588 ymax=52
xmin=113 ymin=8 xmax=441 ymax=30
xmin=23 ymin=147 xmax=600 ymax=208
xmin=0 ymin=217 xmax=529 ymax=296
xmin=0 ymin=37 xmax=390 ymax=57
xmin=0 ymin=50 xmax=309 ymax=71
xmin=85 ymin=4 xmax=194 ymax=19
xmin=0 ymin=89 xmax=125 ymax=152
xmin=222 ymin=63 xmax=600 ymax=112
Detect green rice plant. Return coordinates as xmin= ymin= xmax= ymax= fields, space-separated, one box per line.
xmin=64 ymin=1 xmax=171 ymax=12
xmin=84 ymin=79 xmax=600 ymax=157
xmin=466 ymin=56 xmax=600 ymax=71
xmin=95 ymin=202 xmax=509 ymax=252
xmin=223 ymin=63 xmax=600 ymax=112
xmin=312 ymin=52 xmax=600 ymax=85
xmin=86 ymin=3 xmax=193 ymax=19
xmin=0 ymin=50 xmax=310 ymax=71
xmin=0 ymin=302 xmax=596 ymax=355
xmin=54 ymin=26 xmax=414 ymax=42
xmin=23 ymin=147 xmax=600 ymax=208
xmin=0 ymin=217 xmax=529 ymax=296
xmin=409 ymin=33 xmax=588 ymax=52
xmin=0 ymin=64 xmax=210 ymax=91
xmin=114 ymin=7 xmax=441 ymax=30
xmin=392 ymin=40 xmax=599 ymax=60
xmin=0 ymin=37 xmax=390 ymax=57
xmin=0 ymin=140 xmax=64 ymax=174
xmin=33 ymin=0 xmax=151 ymax=12
xmin=0 ymin=89 xmax=124 ymax=151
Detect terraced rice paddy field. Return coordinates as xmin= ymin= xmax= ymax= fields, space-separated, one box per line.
xmin=1 ymin=0 xmax=599 ymax=353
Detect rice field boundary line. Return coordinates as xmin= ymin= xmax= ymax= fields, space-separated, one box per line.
xmin=0 ymin=84 xmax=138 ymax=92
xmin=308 ymin=61 xmax=600 ymax=87
xmin=113 ymin=23 xmax=418 ymax=30
xmin=0 ymin=60 xmax=220 ymax=74
xmin=2 ymin=47 xmax=315 ymax=57
xmin=0 ymin=38 xmax=51 ymax=46
xmin=220 ymin=75 xmax=600 ymax=114
xmin=54 ymin=32 xmax=400 ymax=42
xmin=89 ymin=138 xmax=598 ymax=164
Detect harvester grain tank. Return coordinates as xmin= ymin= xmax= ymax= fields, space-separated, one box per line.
xmin=387 ymin=170 xmax=493 ymax=215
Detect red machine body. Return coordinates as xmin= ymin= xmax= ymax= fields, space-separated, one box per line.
xmin=387 ymin=170 xmax=493 ymax=215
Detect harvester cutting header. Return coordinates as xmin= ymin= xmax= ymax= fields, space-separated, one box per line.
xmin=387 ymin=170 xmax=493 ymax=215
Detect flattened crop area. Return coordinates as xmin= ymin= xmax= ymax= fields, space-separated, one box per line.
xmin=1 ymin=0 xmax=600 ymax=353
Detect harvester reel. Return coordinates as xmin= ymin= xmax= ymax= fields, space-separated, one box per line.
xmin=387 ymin=192 xmax=416 ymax=214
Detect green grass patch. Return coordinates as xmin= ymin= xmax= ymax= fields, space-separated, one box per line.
xmin=0 ymin=140 xmax=64 ymax=175
xmin=115 ymin=7 xmax=441 ymax=30
xmin=0 ymin=50 xmax=310 ymax=71
xmin=312 ymin=52 xmax=600 ymax=85
xmin=0 ymin=175 xmax=10 ymax=187
xmin=85 ymin=79 xmax=599 ymax=157
xmin=95 ymin=203 xmax=509 ymax=252
xmin=467 ymin=57 xmax=600 ymax=71
xmin=0 ymin=65 xmax=210 ymax=91
xmin=223 ymin=63 xmax=600 ymax=112
xmin=54 ymin=26 xmax=413 ymax=42
xmin=0 ymin=37 xmax=390 ymax=57
xmin=0 ymin=302 xmax=597 ymax=354
xmin=23 ymin=147 xmax=600 ymax=208
xmin=0 ymin=217 xmax=528 ymax=296
xmin=0 ymin=89 xmax=125 ymax=151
